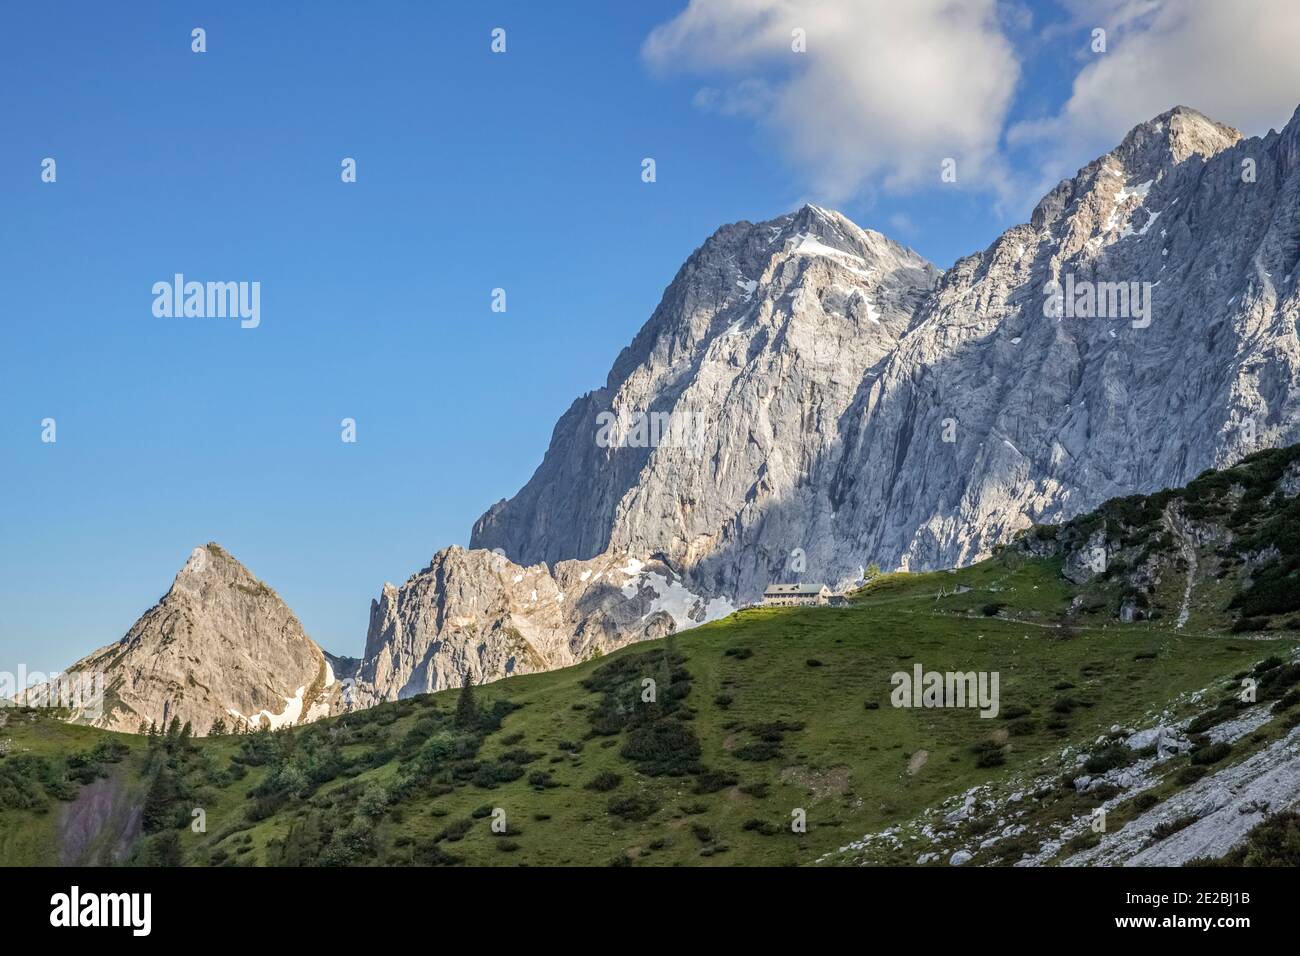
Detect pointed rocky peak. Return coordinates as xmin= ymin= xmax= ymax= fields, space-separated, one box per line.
xmin=164 ymin=541 xmax=278 ymax=609
xmin=39 ymin=543 xmax=345 ymax=734
xmin=1112 ymin=105 xmax=1242 ymax=169
xmin=1032 ymin=107 xmax=1242 ymax=233
xmin=772 ymin=203 xmax=933 ymax=275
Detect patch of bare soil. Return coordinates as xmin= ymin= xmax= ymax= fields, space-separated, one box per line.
xmin=780 ymin=764 xmax=851 ymax=802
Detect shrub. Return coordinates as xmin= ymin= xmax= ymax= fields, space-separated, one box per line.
xmin=607 ymin=793 xmax=659 ymax=822
xmin=971 ymin=740 xmax=1005 ymax=768
xmin=1083 ymin=744 xmax=1134 ymax=775
xmin=1151 ymin=814 xmax=1199 ymax=840
xmin=1186 ymin=702 xmax=1240 ymax=734
xmin=1006 ymin=718 xmax=1038 ymax=737
xmin=1272 ymin=689 xmax=1300 ymax=712
xmin=1065 ymin=831 xmax=1101 ymax=853
xmin=621 ymin=719 xmax=702 ymax=776
xmin=472 ymin=760 xmax=524 ymax=789
xmin=1190 ymin=741 xmax=1232 ymax=766
xmin=584 ymin=771 xmax=622 ymax=792
xmin=693 ymin=769 xmax=738 ymax=794
xmin=436 ymin=818 xmax=473 ymax=843
xmin=1131 ymin=792 xmax=1160 ymax=812
xmin=733 ymin=741 xmax=781 ymax=762
xmin=527 ymin=770 xmax=557 ymax=789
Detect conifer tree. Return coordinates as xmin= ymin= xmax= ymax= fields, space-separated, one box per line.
xmin=455 ymin=672 xmax=478 ymax=729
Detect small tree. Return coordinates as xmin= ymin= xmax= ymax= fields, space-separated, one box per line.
xmin=208 ymin=717 xmax=228 ymax=737
xmin=864 ymin=562 xmax=882 ymax=582
xmin=358 ymin=784 xmax=389 ymax=820
xmin=455 ymin=672 xmax=478 ymax=729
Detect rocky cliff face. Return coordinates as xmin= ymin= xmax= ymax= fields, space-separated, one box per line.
xmin=61 ymin=105 xmax=1295 ymax=715
xmin=826 ymin=106 xmax=1300 ymax=576
xmin=473 ymin=105 xmax=1300 ymax=600
xmin=23 ymin=544 xmax=348 ymax=734
xmin=471 ymin=203 xmax=940 ymax=593
xmin=354 ymin=205 xmax=938 ymax=698
xmin=355 ymin=546 xmax=733 ymax=701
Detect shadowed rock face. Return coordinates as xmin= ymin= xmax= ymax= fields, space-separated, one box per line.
xmin=62 ymin=107 xmax=1295 ymax=714
xmin=470 ymin=203 xmax=941 ymax=591
xmin=469 ymin=105 xmax=1300 ymax=605
xmin=24 ymin=544 xmax=346 ymax=735
xmin=825 ymin=106 xmax=1300 ymax=576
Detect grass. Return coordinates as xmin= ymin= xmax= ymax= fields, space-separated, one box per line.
xmin=3 ymin=549 xmax=1293 ymax=867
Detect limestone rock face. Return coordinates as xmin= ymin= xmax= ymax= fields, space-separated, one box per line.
xmin=470 ymin=203 xmax=940 ymax=597
xmin=473 ymin=105 xmax=1300 ymax=598
xmin=827 ymin=106 xmax=1300 ymax=574
xmin=354 ymin=546 xmax=733 ymax=702
xmin=67 ymin=107 xmax=1295 ymax=712
xmin=24 ymin=544 xmax=346 ymax=734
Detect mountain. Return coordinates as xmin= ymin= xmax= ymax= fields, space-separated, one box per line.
xmin=477 ymin=106 xmax=1300 ymax=597
xmin=825 ymin=105 xmax=1300 ymax=575
xmin=355 ymin=206 xmax=935 ymax=700
xmin=348 ymin=104 xmax=1300 ymax=696
xmin=354 ymin=547 xmax=734 ymax=700
xmin=471 ymin=203 xmax=940 ymax=578
xmin=20 ymin=544 xmax=351 ymax=735
xmin=35 ymin=105 xmax=1300 ymax=716
xmin=6 ymin=446 xmax=1299 ymax=867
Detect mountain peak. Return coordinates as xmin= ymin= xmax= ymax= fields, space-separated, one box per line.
xmin=33 ymin=540 xmax=345 ymax=734
xmin=167 ymin=542 xmax=273 ymax=605
xmin=1031 ymin=105 xmax=1243 ymax=232
xmin=1113 ymin=105 xmax=1241 ymax=168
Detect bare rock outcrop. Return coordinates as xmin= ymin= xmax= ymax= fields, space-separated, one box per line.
xmin=22 ymin=544 xmax=345 ymax=734
xmin=354 ymin=546 xmax=732 ymax=702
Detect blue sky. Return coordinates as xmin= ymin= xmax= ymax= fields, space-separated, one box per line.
xmin=3 ymin=1 xmax=1298 ymax=672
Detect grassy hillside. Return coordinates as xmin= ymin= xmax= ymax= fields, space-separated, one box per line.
xmin=3 ymin=556 xmax=1295 ymax=866
xmin=4 ymin=446 xmax=1300 ymax=867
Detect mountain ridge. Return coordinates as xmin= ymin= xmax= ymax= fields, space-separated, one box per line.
xmin=33 ymin=102 xmax=1300 ymax=717
xmin=468 ymin=102 xmax=1300 ymax=600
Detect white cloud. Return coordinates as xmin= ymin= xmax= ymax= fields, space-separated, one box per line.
xmin=1011 ymin=0 xmax=1300 ymax=185
xmin=643 ymin=0 xmax=1022 ymax=201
